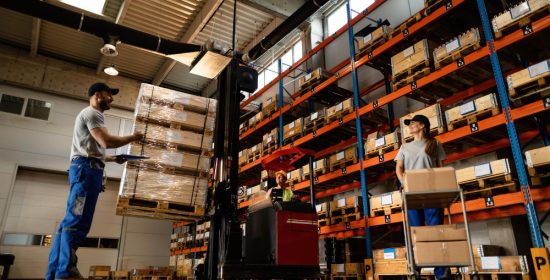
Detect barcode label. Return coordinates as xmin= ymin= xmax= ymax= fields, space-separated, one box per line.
xmin=316 ymin=204 xmax=322 ymax=212
xmin=480 ymin=256 xmax=501 ymax=270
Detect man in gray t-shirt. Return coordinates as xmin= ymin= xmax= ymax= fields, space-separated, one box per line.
xmin=46 ymin=83 xmax=142 ymax=280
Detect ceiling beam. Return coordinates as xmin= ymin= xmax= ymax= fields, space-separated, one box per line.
xmin=242 ymin=16 xmax=284 ymax=55
xmin=30 ymin=18 xmax=41 ymax=56
xmin=152 ymin=0 xmax=224 ymax=85
xmin=116 ymin=0 xmax=132 ymax=24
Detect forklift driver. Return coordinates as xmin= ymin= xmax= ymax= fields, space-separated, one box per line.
xmin=265 ymin=170 xmax=294 ymax=202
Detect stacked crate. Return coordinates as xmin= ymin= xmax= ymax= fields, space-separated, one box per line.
xmin=329 ymin=144 xmax=358 ymax=171
xmin=326 ymin=98 xmax=353 ymax=123
xmin=298 ymin=68 xmax=331 ymax=89
xmin=391 ymin=39 xmax=435 ymax=90
xmin=433 ymin=28 xmax=482 ymax=69
xmin=303 ymin=109 xmax=327 ymax=134
xmin=89 ymin=266 xmax=111 ymax=280
xmin=247 ymin=142 xmax=262 ymax=163
xmin=364 ymin=130 xmax=400 ymax=158
xmin=302 ymin=158 xmax=328 ymax=180
xmin=262 ymin=127 xmax=279 ymax=155
xmin=445 ymin=93 xmax=500 ymax=131
xmin=357 ymin=25 xmax=392 ymax=55
xmin=400 ymin=103 xmax=445 ymax=142
xmin=329 ymin=195 xmax=363 ymax=225
xmin=506 ymin=59 xmax=550 ymax=102
xmin=525 ymin=146 xmax=550 ymax=186
xmin=491 ymin=0 xmax=549 ymax=38
xmin=283 ymin=118 xmax=304 ymax=144
xmin=455 ymin=158 xmax=517 ymax=198
xmin=369 ymin=191 xmax=402 ymax=217
xmin=373 ymin=247 xmax=408 ymax=278
xmin=117 ymin=83 xmax=216 ymax=221
xmin=261 ymin=95 xmax=289 ymax=117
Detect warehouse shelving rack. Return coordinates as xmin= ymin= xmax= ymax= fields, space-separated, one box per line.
xmin=237 ymin=0 xmax=550 ymax=268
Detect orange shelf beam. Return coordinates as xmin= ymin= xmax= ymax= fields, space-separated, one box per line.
xmin=172 ymin=245 xmax=208 ymax=256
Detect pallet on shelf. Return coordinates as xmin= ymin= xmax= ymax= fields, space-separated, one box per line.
xmin=316 ymin=202 xmax=330 ymax=219
xmin=456 ymin=159 xmax=518 ymax=198
xmin=329 ymin=144 xmax=358 ymax=172
xmin=357 ymin=25 xmax=392 ymax=56
xmin=299 ymin=68 xmax=331 ymax=89
xmin=507 ymin=59 xmax=550 ymax=100
xmin=445 ymin=93 xmax=500 ymax=131
xmin=287 ymin=168 xmax=302 ymax=185
xmin=491 ymin=0 xmax=549 ymax=38
xmin=330 ymin=196 xmax=363 ymax=217
xmin=525 ymin=145 xmax=550 ymax=186
xmin=262 ymin=127 xmax=279 ymax=155
xmin=239 ymin=121 xmax=248 ymax=135
xmin=89 ymin=266 xmax=111 ymax=279
xmin=302 ymin=158 xmax=328 ymax=180
xmin=112 ymin=271 xmax=129 ymax=280
xmin=434 ymin=28 xmax=482 ymax=70
xmin=247 ymin=111 xmax=263 ymax=129
xmin=330 ymin=263 xmax=365 ymax=278
xmin=400 ymin=103 xmax=446 ymax=142
xmin=390 ymin=12 xmax=423 ymax=38
xmin=283 ymin=117 xmax=304 ymax=145
xmin=246 ymin=143 xmax=262 ymax=164
xmin=391 ymin=39 xmax=435 ymax=90
xmin=330 ymin=212 xmax=362 ymax=225
xmin=373 ymin=259 xmax=408 ymax=278
xmin=318 ymin=218 xmax=331 ymax=227
xmin=326 ymin=98 xmax=354 ymax=123
xmin=365 ymin=130 xmax=400 ymax=159
xmin=304 ymin=108 xmax=327 ymax=134
xmin=460 ymin=255 xmax=530 ymax=279
xmin=369 ymin=191 xmax=402 ymax=217
xmin=261 ymin=95 xmax=288 ymax=118
xmin=238 ymin=149 xmax=248 ymax=167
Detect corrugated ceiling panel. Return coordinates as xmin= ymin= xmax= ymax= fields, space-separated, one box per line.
xmin=0 ymin=8 xmax=32 ymax=47
xmin=163 ymin=62 xmax=211 ymax=92
xmin=105 ymin=44 xmax=165 ymax=80
xmin=40 ymin=21 xmax=102 ymax=65
xmin=121 ymin=0 xmax=206 ymax=41
xmin=103 ymin=0 xmax=124 ymax=20
xmin=192 ymin=0 xmax=274 ymax=51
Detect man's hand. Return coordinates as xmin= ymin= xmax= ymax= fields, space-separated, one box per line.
xmin=105 ymin=155 xmax=128 ymax=164
xmin=132 ymin=131 xmax=144 ymax=142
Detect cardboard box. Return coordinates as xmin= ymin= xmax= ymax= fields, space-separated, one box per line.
xmin=329 ymin=145 xmax=357 ymax=167
xmin=400 ymin=103 xmax=444 ymax=140
xmin=302 ymin=158 xmax=327 ymax=177
xmin=445 ymin=93 xmax=499 ymax=124
xmin=433 ymin=28 xmax=481 ymax=69
xmin=138 ymin=83 xmax=217 ymax=116
xmin=238 ymin=149 xmax=248 ymax=166
xmin=455 ymin=158 xmax=510 ymax=183
xmin=507 ymin=59 xmax=550 ymax=95
xmin=327 ymin=98 xmax=353 ymax=120
xmin=262 ymin=95 xmax=289 ymax=114
xmin=492 ymin=0 xmax=548 ymax=33
xmin=247 ymin=143 xmax=262 ymax=158
xmin=391 ymin=39 xmax=433 ymax=77
xmin=246 ymin=184 xmax=261 ymax=197
xmin=299 ymin=68 xmax=331 ymax=88
xmin=134 ymin=122 xmax=213 ymax=151
xmin=330 ymin=196 xmax=362 ymax=210
xmin=403 ymin=167 xmax=458 ymax=193
xmin=411 ymin=224 xmax=467 ymax=243
xmin=525 ymin=145 xmax=550 ymax=168
xmin=89 ymin=266 xmax=111 ymax=277
xmin=373 ymin=247 xmax=407 ymax=261
xmin=357 ymin=25 xmax=391 ymax=51
xmin=283 ymin=118 xmax=304 ymax=141
xmin=129 ymin=144 xmax=210 ymax=172
xmin=331 ymin=263 xmax=364 ymax=276
xmin=460 ymin=256 xmax=529 ymax=273
xmin=365 ymin=130 xmax=400 ymax=153
xmin=262 ymin=127 xmax=279 ymax=146
xmin=374 ymin=259 xmax=408 ymax=275
xmin=304 ymin=108 xmax=326 ymax=128
xmin=136 ymin=102 xmax=215 ymax=132
xmin=414 ymin=241 xmax=470 ymax=266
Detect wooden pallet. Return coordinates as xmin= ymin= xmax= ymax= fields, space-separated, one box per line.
xmin=391 ymin=13 xmax=423 ymax=38
xmin=435 ymin=41 xmax=482 ymax=70
xmin=403 ymin=126 xmax=446 ymax=143
xmin=318 ymin=218 xmax=331 ymax=227
xmin=117 ymin=197 xmax=205 ymax=219
xmin=283 ymin=132 xmax=303 ymax=145
xmin=300 ymin=76 xmax=329 ymax=91
xmin=509 ymin=75 xmax=550 ymax=101
xmin=464 ymin=181 xmax=518 ymax=199
xmin=447 ymin=107 xmax=500 ymax=131
xmin=357 ymin=33 xmax=388 ymax=58
xmin=247 ymin=150 xmax=262 ymax=163
xmin=330 ymin=212 xmax=363 ymax=225
xmin=330 ymin=275 xmax=363 ymax=280
xmin=262 ymin=142 xmax=278 ymax=156
xmin=303 ymin=120 xmax=327 ymax=134
xmin=494 ymin=4 xmax=550 ymax=39
xmin=392 ymin=66 xmax=431 ymax=91
xmin=528 ymin=164 xmax=550 ymax=186
xmin=459 ymin=173 xmax=514 ymax=189
xmin=317 ymin=211 xmax=328 ymax=220
xmin=261 ymin=103 xmax=278 ymax=120
xmin=130 ymin=277 xmax=172 ymax=280
xmin=330 ymin=205 xmax=363 ymax=217
xmin=365 ymin=143 xmax=400 ymax=159
xmin=463 ymin=273 xmax=530 ymax=280
xmin=329 ymin=157 xmax=358 ymax=172
xmin=370 ymin=204 xmax=402 ymax=217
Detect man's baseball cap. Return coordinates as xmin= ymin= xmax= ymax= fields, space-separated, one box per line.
xmin=403 ymin=114 xmax=430 ymax=129
xmin=88 ymin=82 xmax=119 ymax=97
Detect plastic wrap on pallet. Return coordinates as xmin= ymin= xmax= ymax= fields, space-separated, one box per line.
xmin=120 ymin=167 xmax=208 ymax=206
xmin=135 ymin=101 xmax=215 ymax=132
xmin=134 ymin=121 xmax=213 ymax=151
xmin=128 ymin=143 xmax=210 ymax=172
xmin=138 ymin=83 xmax=217 ymax=115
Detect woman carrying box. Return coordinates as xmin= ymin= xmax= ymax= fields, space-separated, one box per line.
xmin=395 ymin=114 xmax=449 ymax=280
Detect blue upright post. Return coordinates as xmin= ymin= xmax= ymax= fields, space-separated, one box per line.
xmin=384 ymin=75 xmax=395 ymax=131
xmin=346 ymin=1 xmax=373 ymax=258
xmin=278 ymin=59 xmax=284 ymax=148
xmin=475 ymin=0 xmax=544 ymax=247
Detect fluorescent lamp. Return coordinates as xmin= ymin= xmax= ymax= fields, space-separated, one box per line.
xmin=104 ymin=65 xmax=119 ymax=76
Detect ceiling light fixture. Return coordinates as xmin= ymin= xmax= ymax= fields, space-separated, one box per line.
xmin=100 ymin=35 xmax=120 ymax=57
xmin=104 ymin=65 xmax=119 ymax=76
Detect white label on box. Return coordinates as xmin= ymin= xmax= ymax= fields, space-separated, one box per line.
xmin=336 ymin=151 xmax=345 ymax=161
xmin=475 ymin=163 xmax=492 ymax=177
xmin=460 ymin=100 xmax=476 ymax=115
xmin=311 ymin=112 xmax=318 ymax=120
xmin=337 ymin=198 xmax=346 ymax=208
xmin=174 ymin=111 xmax=188 ymax=122
xmin=251 ymin=145 xmax=257 ymax=152
xmin=267 ymin=135 xmax=273 ymax=143
xmin=336 ymin=264 xmax=345 ymax=273
xmin=381 ymin=194 xmax=393 ymax=206
xmin=247 ymin=188 xmax=252 ymax=196
xmin=205 ymin=232 xmax=210 ymax=238
xmin=528 ymin=60 xmax=550 ymax=78
xmin=239 ymin=123 xmax=244 ymax=129
xmin=289 ymin=121 xmax=295 ymax=129
xmin=239 ymin=151 xmax=243 ymax=157
xmin=305 ymin=72 xmax=313 ymax=81
xmin=175 ymin=96 xmax=191 ymax=105
xmin=525 ymin=151 xmax=533 ymax=167
xmin=480 ymin=256 xmax=501 ymax=270
xmin=383 ymin=248 xmax=396 ymax=260
xmin=445 ymin=38 xmax=460 ymax=54
xmin=363 ymin=33 xmax=373 ymax=44
xmin=313 ymin=161 xmax=318 ymax=169
xmin=403 ymin=46 xmax=415 ymax=57
xmin=167 ymin=131 xmax=182 ymax=142
xmin=375 ymin=137 xmax=386 ymax=148
xmin=335 ymin=102 xmax=343 ymax=112
xmin=316 ymin=204 xmax=322 ymax=212
xmin=510 ymin=2 xmax=530 ymax=19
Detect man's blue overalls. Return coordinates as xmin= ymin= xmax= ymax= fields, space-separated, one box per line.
xmin=46 ymin=157 xmax=103 ymax=279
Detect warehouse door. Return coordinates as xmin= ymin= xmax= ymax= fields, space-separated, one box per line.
xmin=0 ymin=169 xmax=122 ymax=278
